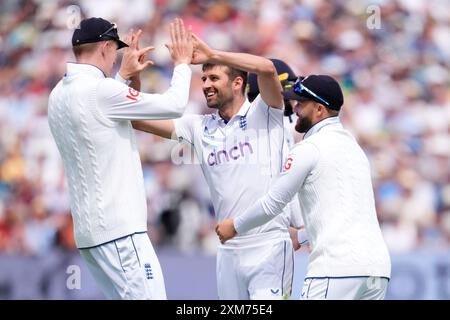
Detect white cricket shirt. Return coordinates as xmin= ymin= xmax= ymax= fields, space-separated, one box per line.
xmin=174 ymin=96 xmax=292 ymax=240
xmin=48 ymin=63 xmax=191 ymax=248
xmin=235 ymin=117 xmax=391 ymax=277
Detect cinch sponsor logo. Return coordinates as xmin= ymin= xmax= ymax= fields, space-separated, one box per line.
xmin=207 ymin=141 xmax=253 ymax=166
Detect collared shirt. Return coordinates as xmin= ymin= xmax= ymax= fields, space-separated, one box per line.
xmin=235 ymin=116 xmax=391 ymax=278
xmin=48 ymin=62 xmax=192 ymax=248
xmin=303 ymin=115 xmax=340 ymax=140
xmin=174 ymin=95 xmax=292 ymax=238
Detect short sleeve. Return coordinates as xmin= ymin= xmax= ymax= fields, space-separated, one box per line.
xmin=173 ymin=114 xmax=203 ymax=145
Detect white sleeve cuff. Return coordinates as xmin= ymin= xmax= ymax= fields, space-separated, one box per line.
xmin=298 ymin=228 xmax=309 ymax=245
xmin=115 ymin=73 xmax=131 ymax=86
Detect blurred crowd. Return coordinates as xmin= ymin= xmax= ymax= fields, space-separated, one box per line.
xmin=0 ymin=0 xmax=449 ymax=257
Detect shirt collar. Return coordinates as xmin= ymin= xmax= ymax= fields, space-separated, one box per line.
xmin=65 ymin=62 xmax=106 ymax=79
xmin=303 ymin=116 xmax=341 ymax=139
xmin=216 ymin=99 xmax=251 ymax=125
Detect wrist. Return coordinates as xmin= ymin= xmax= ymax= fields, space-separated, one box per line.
xmin=298 ymin=227 xmax=309 ymax=245
xmin=118 ymin=69 xmax=132 ymax=81
xmin=208 ymin=49 xmax=220 ymax=64
xmin=174 ymin=60 xmax=190 ymax=66
xmin=130 ymin=74 xmax=140 ymax=81
xmin=232 ymin=219 xmax=240 ymax=235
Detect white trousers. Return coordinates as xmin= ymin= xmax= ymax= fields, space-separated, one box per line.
xmin=300 ymin=277 xmax=389 ymax=300
xmin=79 ymin=232 xmax=166 ymax=300
xmin=217 ymin=235 xmax=294 ymax=300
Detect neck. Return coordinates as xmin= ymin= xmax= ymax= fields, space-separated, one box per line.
xmin=76 ymin=56 xmax=106 ymax=76
xmin=218 ymin=95 xmax=246 ymax=121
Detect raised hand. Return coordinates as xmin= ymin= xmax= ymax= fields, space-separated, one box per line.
xmin=165 ymin=17 xmax=193 ymax=65
xmin=119 ymin=29 xmax=154 ymax=80
xmin=191 ymin=33 xmax=214 ymax=65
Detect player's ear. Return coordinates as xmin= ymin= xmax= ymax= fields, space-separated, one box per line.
xmin=100 ymin=41 xmax=110 ymax=57
xmin=233 ymin=76 xmax=244 ymax=93
xmin=99 ymin=41 xmax=106 ymax=57
xmin=316 ymin=103 xmax=326 ymax=115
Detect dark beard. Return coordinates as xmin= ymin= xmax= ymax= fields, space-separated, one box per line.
xmin=206 ymin=100 xmax=220 ymax=109
xmin=206 ymin=94 xmax=233 ymax=110
xmin=295 ymin=116 xmax=313 ymax=133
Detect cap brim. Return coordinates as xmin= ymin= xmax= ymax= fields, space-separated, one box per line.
xmin=116 ymin=39 xmax=129 ymax=49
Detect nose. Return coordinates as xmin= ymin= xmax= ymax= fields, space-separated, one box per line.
xmin=203 ymin=79 xmax=212 ymax=90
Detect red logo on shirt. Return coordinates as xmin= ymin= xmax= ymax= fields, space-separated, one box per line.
xmin=126 ymin=88 xmax=140 ymax=101
xmin=284 ymin=157 xmax=293 ymax=171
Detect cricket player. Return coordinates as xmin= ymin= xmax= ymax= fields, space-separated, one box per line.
xmin=48 ymin=17 xmax=193 ymax=299
xmin=216 ymin=75 xmax=391 ymax=300
xmin=133 ymin=31 xmax=296 ymax=299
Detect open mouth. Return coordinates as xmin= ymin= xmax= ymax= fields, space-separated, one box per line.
xmin=205 ymin=91 xmax=217 ymax=99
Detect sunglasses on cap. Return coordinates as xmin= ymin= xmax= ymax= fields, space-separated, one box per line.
xmin=99 ymin=23 xmax=117 ymax=39
xmin=293 ymin=78 xmax=330 ymax=106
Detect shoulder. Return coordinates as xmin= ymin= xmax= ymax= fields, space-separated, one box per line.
xmin=49 ymin=80 xmax=63 ymax=99
xmin=97 ymin=77 xmax=127 ymax=91
xmin=247 ymin=95 xmax=284 ymax=120
xmin=174 ymin=113 xmax=212 ymax=131
xmin=291 ymin=140 xmax=320 ymax=156
xmin=249 ymin=95 xmax=268 ymax=111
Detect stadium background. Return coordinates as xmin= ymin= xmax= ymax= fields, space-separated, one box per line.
xmin=0 ymin=0 xmax=449 ymax=299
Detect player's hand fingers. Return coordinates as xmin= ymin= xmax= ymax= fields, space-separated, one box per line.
xmin=186 ymin=24 xmax=192 ymax=42
xmin=169 ymin=21 xmax=176 ymax=47
xmin=174 ymin=17 xmax=181 ymax=43
xmin=129 ymin=30 xmax=138 ymax=50
xmin=135 ymin=29 xmax=143 ymax=43
xmin=124 ymin=29 xmax=133 ymax=46
xmin=138 ymin=60 xmax=153 ymax=71
xmin=191 ymin=33 xmax=201 ymax=44
xmin=164 ymin=43 xmax=173 ymax=55
xmin=178 ymin=18 xmax=186 ymax=42
xmin=138 ymin=46 xmax=154 ymax=57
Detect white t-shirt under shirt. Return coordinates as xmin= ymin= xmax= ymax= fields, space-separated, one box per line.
xmin=174 ymin=95 xmax=292 ymax=239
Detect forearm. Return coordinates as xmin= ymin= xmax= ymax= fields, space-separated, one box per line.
xmin=209 ymin=50 xmax=282 ymax=107
xmin=132 ymin=120 xmax=175 ymax=139
xmin=129 ymin=76 xmax=141 ymax=91
xmin=106 ymin=64 xmax=192 ymax=120
xmin=234 ymin=143 xmax=319 ymax=234
xmin=234 ymin=198 xmax=283 ymax=234
xmin=152 ymin=63 xmax=192 ymax=117
xmin=209 ymin=50 xmax=275 ymax=75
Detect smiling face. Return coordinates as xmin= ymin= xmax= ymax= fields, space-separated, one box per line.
xmin=201 ymin=65 xmax=236 ymax=110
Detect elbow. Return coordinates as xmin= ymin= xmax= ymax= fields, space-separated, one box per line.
xmin=171 ymin=110 xmax=184 ymax=118
xmin=258 ymin=59 xmax=277 ymax=76
xmin=131 ymin=121 xmax=140 ymax=129
xmin=168 ymin=104 xmax=185 ymax=118
xmin=164 ymin=93 xmax=188 ymax=119
xmin=173 ymin=101 xmax=187 ymax=117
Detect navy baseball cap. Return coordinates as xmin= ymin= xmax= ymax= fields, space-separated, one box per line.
xmin=72 ymin=17 xmax=128 ymax=49
xmin=283 ymin=75 xmax=344 ymax=111
xmin=247 ymin=58 xmax=297 ymax=102
xmin=247 ymin=58 xmax=297 ymax=116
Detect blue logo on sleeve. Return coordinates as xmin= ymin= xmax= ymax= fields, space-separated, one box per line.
xmin=144 ymin=263 xmax=153 ymax=280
